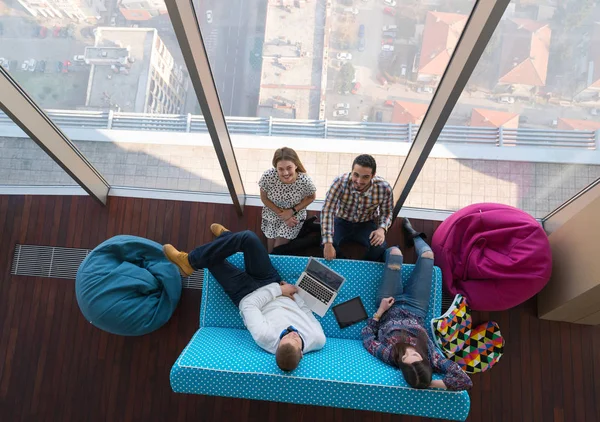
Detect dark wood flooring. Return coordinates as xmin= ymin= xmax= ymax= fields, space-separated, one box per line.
xmin=0 ymin=195 xmax=599 ymax=422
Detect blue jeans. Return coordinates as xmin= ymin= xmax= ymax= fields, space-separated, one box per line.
xmin=375 ymin=237 xmax=433 ymax=319
xmin=333 ymin=217 xmax=387 ymax=262
xmin=188 ymin=230 xmax=281 ymax=306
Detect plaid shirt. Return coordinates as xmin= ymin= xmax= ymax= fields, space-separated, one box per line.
xmin=321 ymin=172 xmax=393 ymax=244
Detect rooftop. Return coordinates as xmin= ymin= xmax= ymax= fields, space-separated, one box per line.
xmin=498 ymin=19 xmax=551 ymax=87
xmin=85 ymin=27 xmax=156 ymax=113
xmin=557 ymin=118 xmax=600 ymax=131
xmin=470 ymin=108 xmax=520 ymax=128
xmin=257 ymin=1 xmax=324 ymax=119
xmin=418 ymin=11 xmax=468 ymax=77
xmin=391 ymin=101 xmax=429 ymax=124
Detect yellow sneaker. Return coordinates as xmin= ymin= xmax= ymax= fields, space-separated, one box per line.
xmin=210 ymin=223 xmax=230 ymax=237
xmin=162 ymin=244 xmax=194 ymax=277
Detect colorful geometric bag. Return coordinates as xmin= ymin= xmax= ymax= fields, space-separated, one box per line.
xmin=450 ymin=320 xmax=504 ymax=374
xmin=430 ymin=294 xmax=505 ymax=374
xmin=431 ymin=294 xmax=472 ymax=356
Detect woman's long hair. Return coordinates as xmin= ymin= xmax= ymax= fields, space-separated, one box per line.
xmin=391 ymin=331 xmax=433 ymax=389
xmin=272 ymin=147 xmax=307 ymax=174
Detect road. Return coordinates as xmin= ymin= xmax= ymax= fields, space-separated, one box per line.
xmin=198 ymin=0 xmax=257 ymax=117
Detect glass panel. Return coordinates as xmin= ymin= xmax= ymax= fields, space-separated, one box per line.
xmin=0 ymin=3 xmax=227 ymax=193
xmin=405 ymin=1 xmax=600 ymax=218
xmin=0 ymin=118 xmax=78 ymax=186
xmin=195 ymin=0 xmax=475 ymax=196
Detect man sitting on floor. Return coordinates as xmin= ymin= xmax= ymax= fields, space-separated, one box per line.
xmin=163 ymin=224 xmax=326 ymax=371
xmin=321 ymin=154 xmax=393 ymax=262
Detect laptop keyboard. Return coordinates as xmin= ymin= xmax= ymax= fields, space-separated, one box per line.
xmin=298 ymin=275 xmax=333 ymax=304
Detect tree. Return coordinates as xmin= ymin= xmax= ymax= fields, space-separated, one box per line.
xmin=335 ymin=22 xmax=357 ymax=50
xmin=336 ymin=63 xmax=356 ymax=93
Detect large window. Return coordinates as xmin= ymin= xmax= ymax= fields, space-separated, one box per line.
xmin=195 ymin=0 xmax=474 ymax=198
xmin=405 ymin=0 xmax=600 ymax=218
xmin=0 ymin=121 xmax=77 ymax=187
xmin=0 ymin=1 xmax=231 ymax=193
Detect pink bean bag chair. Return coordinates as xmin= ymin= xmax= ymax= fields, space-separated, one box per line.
xmin=431 ymin=203 xmax=552 ymax=311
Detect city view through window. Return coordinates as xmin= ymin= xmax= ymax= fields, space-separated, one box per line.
xmin=0 ymin=0 xmax=599 ymax=218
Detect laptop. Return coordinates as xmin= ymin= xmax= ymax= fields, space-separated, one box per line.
xmin=295 ymin=258 xmax=346 ymax=317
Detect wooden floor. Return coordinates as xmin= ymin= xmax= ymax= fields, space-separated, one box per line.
xmin=0 ymin=195 xmax=599 ymax=422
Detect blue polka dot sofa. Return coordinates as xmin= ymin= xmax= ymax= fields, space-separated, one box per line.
xmin=170 ymin=254 xmax=471 ymax=421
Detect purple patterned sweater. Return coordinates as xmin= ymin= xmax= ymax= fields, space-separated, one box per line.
xmin=361 ymin=306 xmax=472 ymax=391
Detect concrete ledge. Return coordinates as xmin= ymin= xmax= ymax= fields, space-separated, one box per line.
xmin=3 ymin=125 xmax=599 ymax=165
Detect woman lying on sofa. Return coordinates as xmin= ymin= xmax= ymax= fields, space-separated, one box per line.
xmin=360 ymin=218 xmax=472 ymax=391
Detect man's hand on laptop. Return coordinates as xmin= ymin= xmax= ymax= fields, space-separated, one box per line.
xmin=279 ymin=282 xmax=298 ymax=300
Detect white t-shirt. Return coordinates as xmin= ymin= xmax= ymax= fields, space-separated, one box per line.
xmin=238 ymin=283 xmax=326 ymax=354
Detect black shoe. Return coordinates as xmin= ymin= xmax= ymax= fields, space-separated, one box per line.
xmin=402 ymin=217 xmax=427 ymax=248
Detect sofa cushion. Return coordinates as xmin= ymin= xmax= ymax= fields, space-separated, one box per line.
xmin=171 ymin=327 xmax=470 ymax=421
xmin=201 ymin=254 xmax=443 ymax=340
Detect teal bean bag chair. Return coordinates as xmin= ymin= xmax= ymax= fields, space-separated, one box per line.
xmin=76 ymin=235 xmax=182 ymax=336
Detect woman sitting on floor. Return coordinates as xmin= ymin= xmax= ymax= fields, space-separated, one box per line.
xmin=361 ymin=218 xmax=472 ymax=391
xmin=259 ymin=147 xmax=317 ymax=253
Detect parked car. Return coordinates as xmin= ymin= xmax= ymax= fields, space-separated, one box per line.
xmin=0 ymin=58 xmax=8 ymax=71
xmin=52 ymin=26 xmax=61 ymax=37
xmin=381 ymin=45 xmax=394 ymax=51
xmin=335 ymin=103 xmax=350 ymax=110
xmin=56 ymin=61 xmax=63 ymax=72
xmin=590 ymin=108 xmax=598 ymax=116
xmin=382 ymin=25 xmax=397 ymax=31
xmin=357 ymin=25 xmax=366 ymax=51
xmin=498 ymin=96 xmax=515 ymax=104
xmin=401 ymin=64 xmax=407 ymax=76
xmin=333 ymin=109 xmax=349 ymax=117
xmin=358 ymin=37 xmax=366 ymax=51
xmin=39 ymin=26 xmax=48 ymax=38
xmin=384 ymin=100 xmax=394 ymax=107
xmin=417 ymin=86 xmax=434 ymax=94
xmin=351 ymin=82 xmax=361 ymax=94
xmin=28 ymin=59 xmax=36 ymax=71
xmin=383 ymin=0 xmax=397 ymax=6
xmin=62 ymin=60 xmax=71 ymax=73
xmin=21 ymin=60 xmax=29 ymax=71
xmin=377 ymin=73 xmax=388 ymax=85
xmin=381 ymin=38 xmax=394 ymax=45
xmin=110 ymin=16 xmax=117 ymax=26
xmin=36 ymin=60 xmax=46 ymax=72
xmin=383 ymin=6 xmax=396 ymax=16
xmin=382 ymin=30 xmax=397 ymax=38
xmin=343 ymin=7 xmax=359 ymax=15
xmin=206 ymin=10 xmax=213 ymax=23
xmin=73 ymin=55 xmax=86 ymax=63
xmin=375 ymin=111 xmax=383 ymax=122
xmin=336 ymin=52 xmax=352 ymax=60
xmin=9 ymin=60 xmax=18 ymax=71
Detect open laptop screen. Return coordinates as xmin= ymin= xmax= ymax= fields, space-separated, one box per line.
xmin=306 ymin=259 xmax=344 ymax=291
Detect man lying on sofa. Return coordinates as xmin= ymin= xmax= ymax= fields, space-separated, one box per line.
xmin=163 ymin=223 xmax=326 ymax=372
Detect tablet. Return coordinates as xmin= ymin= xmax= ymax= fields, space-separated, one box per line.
xmin=332 ymin=297 xmax=368 ymax=329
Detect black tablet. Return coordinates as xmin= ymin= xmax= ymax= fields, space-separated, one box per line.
xmin=332 ymin=297 xmax=368 ymax=329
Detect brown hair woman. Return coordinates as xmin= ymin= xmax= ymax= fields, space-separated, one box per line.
xmin=258 ymin=147 xmax=317 ymax=253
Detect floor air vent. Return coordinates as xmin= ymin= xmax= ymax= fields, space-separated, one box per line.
xmin=11 ymin=244 xmax=204 ymax=290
